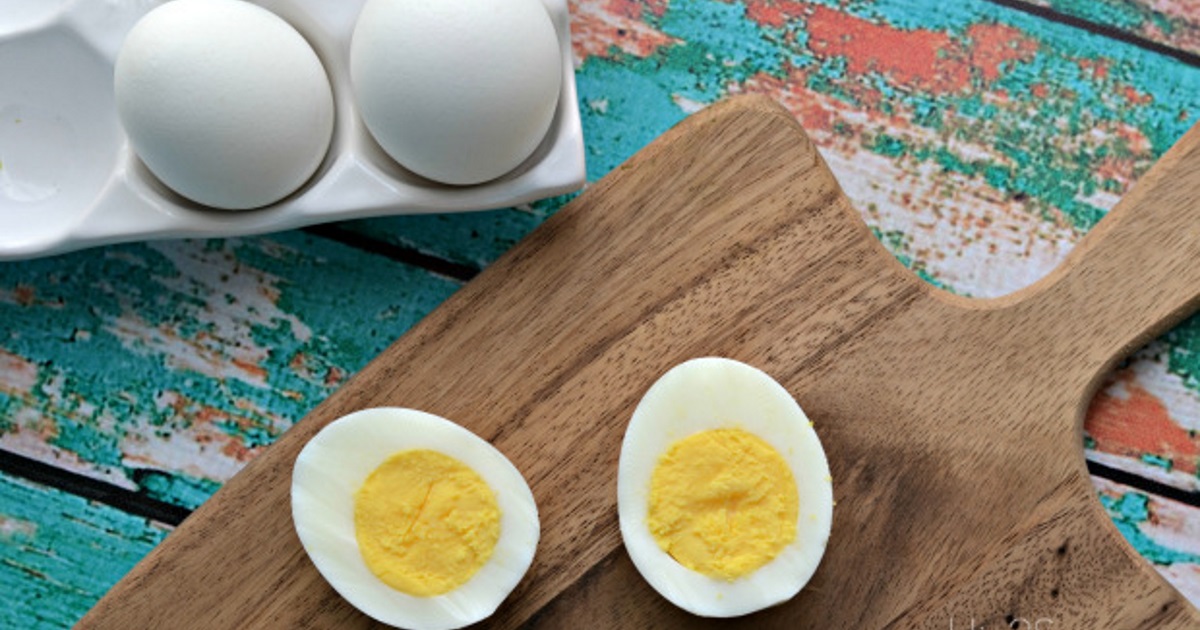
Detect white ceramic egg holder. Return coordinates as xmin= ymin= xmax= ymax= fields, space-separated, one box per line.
xmin=0 ymin=0 xmax=585 ymax=260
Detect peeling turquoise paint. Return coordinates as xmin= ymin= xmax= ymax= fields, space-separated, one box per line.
xmin=1141 ymin=453 xmax=1174 ymax=471
xmin=649 ymin=0 xmax=803 ymax=94
xmin=1166 ymin=313 xmax=1200 ymax=393
xmin=575 ymin=58 xmax=689 ymax=180
xmin=861 ymin=2 xmax=1199 ymax=230
xmin=0 ymin=232 xmax=459 ymax=507
xmin=851 ymin=0 xmax=991 ymax=31
xmin=133 ymin=470 xmax=220 ymax=510
xmin=871 ymin=227 xmax=953 ymax=292
xmin=0 ymin=471 xmax=169 ymax=629
xmin=1101 ymin=491 xmax=1200 ymax=566
xmin=774 ymin=0 xmax=1200 ymax=231
xmin=50 ymin=416 xmax=123 ymax=471
xmin=872 ymin=133 xmax=908 ymax=158
xmin=1044 ymin=0 xmax=1179 ymax=38
xmin=987 ymin=8 xmax=1200 ymax=153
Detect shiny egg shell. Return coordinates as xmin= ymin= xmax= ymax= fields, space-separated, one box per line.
xmin=350 ymin=0 xmax=562 ymax=185
xmin=114 ymin=0 xmax=334 ymax=210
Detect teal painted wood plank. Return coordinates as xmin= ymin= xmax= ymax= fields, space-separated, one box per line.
xmin=0 ymin=469 xmax=170 ymax=629
xmin=1085 ymin=314 xmax=1200 ymax=492
xmin=0 ymin=231 xmax=460 ymax=509
xmin=336 ymin=195 xmax=574 ymax=270
xmin=1030 ymin=0 xmax=1200 ymax=56
xmin=1095 ymin=477 xmax=1200 ymax=604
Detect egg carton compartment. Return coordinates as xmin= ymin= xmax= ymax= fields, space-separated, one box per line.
xmin=0 ymin=0 xmax=585 ymax=260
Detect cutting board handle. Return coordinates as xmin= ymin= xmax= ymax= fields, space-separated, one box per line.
xmin=997 ymin=121 xmax=1200 ymax=379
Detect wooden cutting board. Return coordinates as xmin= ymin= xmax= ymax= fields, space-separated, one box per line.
xmin=80 ymin=96 xmax=1200 ymax=628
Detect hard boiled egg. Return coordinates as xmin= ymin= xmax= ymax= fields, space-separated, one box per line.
xmin=617 ymin=358 xmax=833 ymax=617
xmin=350 ymin=0 xmax=562 ymax=185
xmin=292 ymin=408 xmax=539 ymax=630
xmin=114 ymin=0 xmax=334 ymax=210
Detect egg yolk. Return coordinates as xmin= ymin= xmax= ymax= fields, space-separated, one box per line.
xmin=354 ymin=449 xmax=500 ymax=597
xmin=647 ymin=428 xmax=798 ymax=580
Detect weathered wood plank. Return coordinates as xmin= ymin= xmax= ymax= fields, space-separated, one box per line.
xmin=0 ymin=469 xmax=169 ymax=629
xmin=1086 ymin=315 xmax=1200 ymax=492
xmin=1028 ymin=0 xmax=1200 ymax=57
xmin=336 ymin=197 xmax=574 ymax=272
xmin=1096 ymin=477 xmax=1200 ymax=605
xmin=0 ymin=232 xmax=460 ymax=509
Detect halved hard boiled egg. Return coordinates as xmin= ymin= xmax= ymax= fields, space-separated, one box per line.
xmin=617 ymin=358 xmax=833 ymax=617
xmin=291 ymin=407 xmax=539 ymax=630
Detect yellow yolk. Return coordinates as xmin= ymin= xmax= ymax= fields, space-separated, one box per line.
xmin=354 ymin=449 xmax=501 ymax=596
xmin=647 ymin=428 xmax=798 ymax=580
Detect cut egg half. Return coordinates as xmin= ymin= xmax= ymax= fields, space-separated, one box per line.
xmin=292 ymin=407 xmax=539 ymax=630
xmin=617 ymin=358 xmax=833 ymax=617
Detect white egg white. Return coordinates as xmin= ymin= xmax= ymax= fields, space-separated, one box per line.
xmin=617 ymin=357 xmax=833 ymax=618
xmin=291 ymin=407 xmax=539 ymax=630
xmin=114 ymin=0 xmax=334 ymax=210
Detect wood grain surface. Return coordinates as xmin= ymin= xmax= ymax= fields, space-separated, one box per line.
xmin=77 ymin=95 xmax=1200 ymax=628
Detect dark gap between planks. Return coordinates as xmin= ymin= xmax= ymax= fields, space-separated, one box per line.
xmin=985 ymin=0 xmax=1200 ymax=67
xmin=1086 ymin=459 xmax=1200 ymax=508
xmin=0 ymin=449 xmax=191 ymax=526
xmin=302 ymin=225 xmax=480 ymax=282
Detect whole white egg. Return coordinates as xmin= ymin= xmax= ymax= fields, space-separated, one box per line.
xmin=292 ymin=407 xmax=540 ymax=630
xmin=350 ymin=0 xmax=562 ymax=185
xmin=114 ymin=0 xmax=334 ymax=210
xmin=617 ymin=357 xmax=834 ymax=617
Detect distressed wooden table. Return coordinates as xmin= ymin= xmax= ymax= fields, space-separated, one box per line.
xmin=2 ymin=0 xmax=1200 ymax=627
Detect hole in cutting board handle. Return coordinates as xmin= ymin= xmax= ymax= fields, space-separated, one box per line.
xmin=1080 ymin=320 xmax=1200 ymax=604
